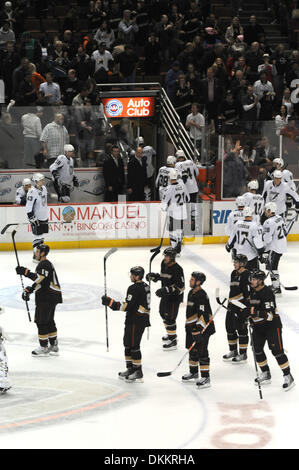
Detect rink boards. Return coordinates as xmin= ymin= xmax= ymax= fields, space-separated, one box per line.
xmin=0 ymin=201 xmax=298 ymax=250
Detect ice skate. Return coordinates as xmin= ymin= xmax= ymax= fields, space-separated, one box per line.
xmin=223 ymin=350 xmax=238 ymax=362
xmin=255 ymin=370 xmax=271 ymax=385
xmin=196 ymin=377 xmax=211 ymax=389
xmin=232 ymin=353 xmax=247 ymax=364
xmin=283 ymin=374 xmax=295 ymax=391
xmin=31 ymin=346 xmax=50 ymax=357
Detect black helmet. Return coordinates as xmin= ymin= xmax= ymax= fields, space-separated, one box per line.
xmin=38 ymin=244 xmax=50 ymax=256
xmin=130 ymin=266 xmax=145 ymax=280
xmin=163 ymin=247 xmax=177 ymax=260
xmin=250 ymin=270 xmax=266 ymax=282
xmin=191 ymin=271 xmax=206 ymax=285
xmin=233 ymin=254 xmax=248 ymax=266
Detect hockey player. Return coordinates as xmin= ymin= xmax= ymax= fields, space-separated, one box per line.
xmin=225 ymin=196 xmax=246 ymax=237
xmin=271 ymin=158 xmax=296 ymax=191
xmin=261 ymin=202 xmax=287 ymax=296
xmin=226 ymin=206 xmax=264 ymax=271
xmin=175 ymin=149 xmax=199 ymax=231
xmin=15 ymin=244 xmax=63 ymax=357
xmin=155 ymin=155 xmax=177 ymax=201
xmin=101 ymin=266 xmax=150 ymax=383
xmin=161 ymin=168 xmax=190 ymax=255
xmin=262 ymin=170 xmax=299 ymax=218
xmin=0 ymin=311 xmax=11 ymax=393
xmin=26 ymin=173 xmax=49 ymax=261
xmin=223 ymin=254 xmax=250 ymax=364
xmin=146 ymin=247 xmax=185 ymax=351
xmin=182 ymin=271 xmax=215 ymax=389
xmin=241 ymin=270 xmax=295 ymax=391
xmin=49 ymin=144 xmax=79 ymax=202
xmin=15 ymin=178 xmax=31 ymax=205
xmin=242 ymin=180 xmax=264 ymax=223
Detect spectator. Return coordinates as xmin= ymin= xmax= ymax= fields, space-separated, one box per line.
xmin=245 ymin=41 xmax=264 ymax=84
xmin=228 ymin=34 xmax=247 ymax=62
xmin=91 ymin=41 xmax=114 ymax=83
xmin=185 ymin=62 xmax=201 ymax=100
xmin=115 ymin=44 xmax=138 ymax=89
xmin=40 ymin=113 xmax=69 ymax=166
xmin=225 ymin=17 xmax=244 ymax=46
xmin=15 ymin=70 xmax=37 ymax=105
xmin=127 ymin=146 xmax=147 ymax=201
xmin=253 ymin=71 xmax=275 ymax=101
xmin=231 ymin=56 xmax=249 ymax=80
xmin=61 ymin=69 xmax=81 ymax=106
xmin=87 ymin=0 xmax=106 ymax=31
xmin=29 ymin=62 xmax=46 ymax=95
xmin=275 ymin=105 xmax=289 ymax=136
xmin=185 ymin=102 xmax=205 ymax=150
xmin=165 ymin=60 xmax=183 ymax=102
xmin=144 ymin=32 xmax=161 ymax=75
xmin=72 ymin=84 xmax=90 ymax=107
xmin=271 ymin=44 xmax=289 ymax=102
xmin=256 ymin=167 xmax=267 ymax=194
xmin=201 ymin=43 xmax=226 ymax=73
xmin=203 ymin=26 xmax=220 ymax=49
xmin=218 ymin=90 xmax=242 ymax=134
xmin=177 ymin=42 xmax=195 ymax=73
xmin=39 ymin=71 xmax=61 ymax=105
xmin=212 ymin=56 xmax=229 ymax=88
xmin=281 ymin=88 xmax=293 ymax=116
xmin=94 ymin=20 xmax=115 ymax=50
xmin=72 ymin=45 xmax=94 ymax=82
xmin=21 ymin=107 xmax=42 ymax=167
xmin=0 ymin=2 xmax=16 ymax=30
xmin=118 ymin=9 xmax=139 ymax=45
xmin=153 ymin=14 xmax=173 ymax=64
xmin=61 ymin=30 xmax=79 ymax=61
xmin=241 ymin=84 xmax=260 ymax=133
xmin=0 ymin=20 xmax=15 ymax=51
xmin=102 ymin=144 xmax=125 ymax=202
xmin=230 ymin=69 xmax=248 ymax=103
xmin=183 ymin=1 xmax=203 ymax=41
xmin=19 ymin=31 xmax=42 ymax=65
xmin=257 ymin=54 xmax=277 ymax=85
xmin=239 ymin=143 xmax=256 ymax=167
xmin=285 ymin=61 xmax=299 ymax=91
xmin=75 ymin=98 xmax=97 ymax=167
xmin=174 ymin=74 xmax=194 ymax=122
xmin=1 ymin=40 xmax=20 ymax=101
xmin=199 ymin=67 xmax=224 ymax=128
xmin=192 ymin=34 xmax=205 ymax=70
xmin=244 ymin=15 xmax=265 ymax=45
xmin=223 ymin=140 xmax=248 ymax=197
xmin=255 ymin=136 xmax=276 ymax=165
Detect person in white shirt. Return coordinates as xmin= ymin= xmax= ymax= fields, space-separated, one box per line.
xmin=262 ymin=169 xmax=299 ymax=217
xmin=261 ymin=202 xmax=287 ymax=296
xmin=26 ymin=173 xmax=48 ymax=261
xmin=15 ymin=178 xmax=31 ymax=205
xmin=39 ymin=71 xmax=61 ymax=104
xmin=226 ymin=206 xmax=264 ymax=271
xmin=91 ymin=42 xmax=114 ymax=82
xmin=49 ymin=144 xmax=78 ymax=202
xmin=161 ymin=168 xmax=190 ymax=254
xmin=185 ymin=102 xmax=205 ymax=150
xmin=242 ymin=180 xmax=264 ymax=223
xmin=21 ymin=107 xmax=42 ymax=167
xmin=175 ymin=149 xmax=199 ymax=231
xmin=155 ymin=155 xmax=177 ymax=200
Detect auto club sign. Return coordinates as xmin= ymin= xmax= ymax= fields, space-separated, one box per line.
xmin=102 ymin=97 xmax=155 ymax=118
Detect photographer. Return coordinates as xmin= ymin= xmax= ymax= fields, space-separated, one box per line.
xmin=118 ymin=9 xmax=139 ymax=45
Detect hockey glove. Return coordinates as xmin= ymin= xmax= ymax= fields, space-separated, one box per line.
xmin=237 ymin=307 xmax=251 ymax=323
xmin=286 ymin=196 xmax=293 ymax=209
xmin=101 ymin=295 xmax=121 ymax=311
xmin=73 ymin=176 xmax=79 ymax=187
xmin=259 ymin=252 xmax=269 ymax=264
xmin=29 ymin=216 xmax=40 ymax=233
xmin=225 ymin=243 xmax=232 ymax=253
xmin=296 ymin=202 xmax=299 ymax=214
xmin=22 ymin=285 xmax=35 ymax=301
xmin=155 ymin=286 xmax=179 ymax=297
xmin=16 ymin=266 xmax=28 ymax=276
xmin=146 ymin=272 xmax=161 ymax=283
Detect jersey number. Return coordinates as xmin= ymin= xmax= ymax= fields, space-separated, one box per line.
xmin=175 ymin=193 xmax=186 ymax=206
xmin=237 ymin=230 xmax=248 ymax=245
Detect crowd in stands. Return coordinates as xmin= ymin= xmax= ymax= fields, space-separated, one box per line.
xmin=0 ymin=0 xmax=298 ymax=200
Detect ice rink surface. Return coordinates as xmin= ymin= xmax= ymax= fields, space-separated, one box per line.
xmin=0 ymin=242 xmax=299 ymax=450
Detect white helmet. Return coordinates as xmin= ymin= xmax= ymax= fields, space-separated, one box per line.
xmin=167 ymin=155 xmax=176 ymax=165
xmin=168 ymin=168 xmax=178 ymax=181
xmin=243 ymin=206 xmax=253 ymax=217
xmin=265 ymin=202 xmax=277 ymax=214
xmin=32 ymin=173 xmax=45 ymax=184
xmin=236 ymin=196 xmax=246 ymax=208
xmin=22 ymin=178 xmax=31 ymax=186
xmin=64 ymin=144 xmax=75 ymax=153
xmin=273 ymin=157 xmax=284 ymax=167
xmin=273 ymin=169 xmax=282 ymax=179
xmin=176 ymin=149 xmax=186 ymax=160
xmin=248 ymin=180 xmax=259 ymax=190
xmin=136 ymin=136 xmax=144 ymax=145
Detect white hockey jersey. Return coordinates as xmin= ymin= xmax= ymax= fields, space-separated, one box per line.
xmin=15 ymin=186 xmax=27 ymax=205
xmin=49 ymin=154 xmax=74 ymax=186
xmin=262 ymin=214 xmax=287 ymax=254
xmin=281 ymin=169 xmax=296 ymax=192
xmin=175 ymin=160 xmax=199 ymax=194
xmin=155 ymin=166 xmax=177 ymax=199
xmin=161 ymin=181 xmax=190 ymax=220
xmin=242 ymin=192 xmax=264 ymax=222
xmin=225 ymin=208 xmax=244 ymax=236
xmin=26 ymin=185 xmax=48 ymax=221
xmin=142 ymin=145 xmax=156 ymax=178
xmin=228 ymin=219 xmax=264 ymax=261
xmin=263 ymin=180 xmax=299 ymax=215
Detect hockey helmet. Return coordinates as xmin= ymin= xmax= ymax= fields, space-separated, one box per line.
xmin=264 ymin=202 xmax=277 ymax=214
xmin=176 ymin=149 xmax=186 ymax=160
xmin=37 ymin=244 xmax=50 ymax=256
xmin=191 ymin=271 xmax=206 ymax=285
xmin=236 ymin=196 xmax=246 ymax=208
xmin=163 ymin=247 xmax=177 ymax=260
xmin=32 ymin=173 xmax=45 ymax=184
xmin=64 ymin=144 xmax=75 ymax=153
xmin=273 ymin=170 xmax=282 ymax=179
xmin=166 ymin=155 xmax=176 ymax=166
xmin=243 ymin=206 xmax=253 ymax=217
xmin=233 ymin=254 xmax=248 ymax=266
xmin=136 ymin=136 xmax=144 ymax=145
xmin=22 ymin=178 xmax=31 ymax=187
xmin=130 ymin=266 xmax=145 ymax=280
xmin=247 ymin=180 xmax=259 ymax=190
xmin=273 ymin=157 xmax=284 ymax=167
xmin=249 ymin=270 xmax=266 ymax=282
xmin=168 ymin=168 xmax=178 ymax=181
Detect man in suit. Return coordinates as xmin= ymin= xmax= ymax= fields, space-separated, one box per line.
xmin=103 ymin=145 xmax=125 ymax=202
xmin=199 ymin=67 xmax=224 ymax=129
xmin=127 ymin=146 xmax=147 ymax=201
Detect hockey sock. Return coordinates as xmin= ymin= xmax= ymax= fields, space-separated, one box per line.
xmin=189 ymin=361 xmax=199 ymax=375
xmin=165 ymin=322 xmax=177 ymax=339
xmin=48 ymin=331 xmax=57 ymax=346
xmin=255 ymin=351 xmax=270 ymax=372
xmin=274 ymin=352 xmax=290 ymax=376
xmin=125 ymin=348 xmax=133 ymax=369
xmin=131 ymin=348 xmax=142 ymax=369
xmin=238 ymin=334 xmax=248 ymax=354
xmin=227 ymin=332 xmax=238 ymax=351
xmin=37 ymin=325 xmax=49 ymax=347
xmin=270 ymin=270 xmax=280 ymax=289
xmin=199 ymin=357 xmax=210 ymax=378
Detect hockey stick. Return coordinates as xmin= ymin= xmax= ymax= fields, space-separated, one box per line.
xmin=157 ymin=289 xmax=225 ymax=377
xmin=286 ymin=214 xmax=297 ymax=236
xmin=147 ymin=248 xmax=161 ymax=340
xmin=12 ymin=230 xmax=31 ymax=322
xmin=150 ymin=214 xmax=168 ymax=253
xmin=268 ymin=269 xmax=297 ymax=291
xmin=103 ymin=247 xmax=118 ymax=352
xmin=44 ymin=176 xmax=104 ymax=196
xmin=1 ymin=221 xmax=70 ymax=235
xmin=248 ymin=317 xmax=263 ymax=400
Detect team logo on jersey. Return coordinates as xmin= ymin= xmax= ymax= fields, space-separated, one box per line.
xmin=105 ymin=99 xmax=123 ymax=117
xmin=62 ymin=205 xmax=76 ymax=222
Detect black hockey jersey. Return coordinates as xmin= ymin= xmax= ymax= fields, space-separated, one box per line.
xmin=160 ymin=261 xmax=185 ymax=302
xmin=185 ymin=287 xmax=215 ymax=337
xmin=121 ymin=281 xmax=150 ymax=327
xmin=31 ymin=259 xmax=62 ymax=304
xmin=228 ymin=268 xmax=250 ymax=314
xmin=249 ymin=285 xmax=282 ymax=327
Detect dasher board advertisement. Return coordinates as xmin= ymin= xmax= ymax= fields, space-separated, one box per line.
xmin=102 ymin=97 xmax=155 ymax=118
